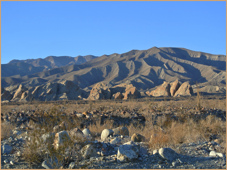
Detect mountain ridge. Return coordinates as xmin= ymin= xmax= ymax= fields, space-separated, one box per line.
xmin=1 ymin=47 xmax=226 ymax=95
xmin=2 ymin=55 xmax=97 ymax=77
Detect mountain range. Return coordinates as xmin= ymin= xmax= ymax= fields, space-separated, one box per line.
xmin=1 ymin=47 xmax=226 ymax=102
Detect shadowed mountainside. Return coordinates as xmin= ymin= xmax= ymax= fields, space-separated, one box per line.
xmin=1 ymin=47 xmax=226 ymax=97
xmin=2 ymin=55 xmax=97 ymax=77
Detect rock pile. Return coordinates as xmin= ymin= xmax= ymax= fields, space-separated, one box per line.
xmin=147 ymin=79 xmax=193 ymax=97
xmin=87 ymin=82 xmax=141 ymax=100
xmin=2 ymin=80 xmax=86 ymax=102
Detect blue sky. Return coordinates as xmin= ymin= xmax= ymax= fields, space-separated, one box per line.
xmin=1 ymin=1 xmax=226 ymax=64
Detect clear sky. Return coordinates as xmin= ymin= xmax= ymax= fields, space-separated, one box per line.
xmin=1 ymin=1 xmax=226 ymax=64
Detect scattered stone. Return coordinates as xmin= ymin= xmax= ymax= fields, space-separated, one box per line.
xmin=80 ymin=144 xmax=97 ymax=159
xmin=4 ymin=159 xmax=9 ymax=164
xmin=117 ymin=141 xmax=140 ymax=162
xmin=76 ymin=113 xmax=85 ymax=118
xmin=68 ymin=162 xmax=76 ymax=169
xmin=16 ymin=151 xmax=22 ymax=157
xmin=42 ymin=157 xmax=61 ymax=169
xmin=69 ymin=128 xmax=84 ymax=140
xmin=153 ymin=149 xmax=158 ymax=155
xmin=82 ymin=128 xmax=92 ymax=138
xmin=216 ymin=153 xmax=224 ymax=158
xmin=158 ymin=148 xmax=179 ymax=162
xmin=209 ymin=151 xmax=224 ymax=158
xmin=54 ymin=131 xmax=71 ymax=149
xmin=209 ymin=151 xmax=217 ymax=157
xmin=13 ymin=130 xmax=22 ymax=136
xmin=101 ymin=129 xmax=114 ymax=141
xmin=110 ymin=137 xmax=121 ymax=145
xmin=42 ymin=160 xmax=53 ymax=169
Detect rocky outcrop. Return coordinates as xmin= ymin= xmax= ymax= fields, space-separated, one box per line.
xmin=170 ymin=79 xmax=181 ymax=96
xmin=3 ymin=80 xmax=85 ymax=102
xmin=11 ymin=85 xmax=27 ymax=101
xmin=149 ymin=81 xmax=171 ymax=97
xmin=147 ymin=80 xmax=193 ymax=97
xmin=123 ymin=84 xmax=141 ymax=100
xmin=87 ymin=82 xmax=111 ymax=100
xmin=174 ymin=82 xmax=193 ymax=97
xmin=87 ymin=83 xmax=140 ymax=100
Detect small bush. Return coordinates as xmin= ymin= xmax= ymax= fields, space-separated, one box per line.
xmin=1 ymin=122 xmax=15 ymax=140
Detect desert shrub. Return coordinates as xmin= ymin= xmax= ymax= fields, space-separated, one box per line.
xmin=88 ymin=119 xmax=114 ymax=138
xmin=22 ymin=128 xmax=46 ymax=166
xmin=22 ymin=122 xmax=87 ymax=168
xmin=148 ymin=114 xmax=226 ymax=150
xmin=149 ymin=129 xmax=170 ymax=149
xmin=1 ymin=122 xmax=15 ymax=140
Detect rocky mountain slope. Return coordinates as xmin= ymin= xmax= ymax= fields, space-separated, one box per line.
xmin=1 ymin=47 xmax=226 ymax=102
xmin=1 ymin=55 xmax=96 ymax=77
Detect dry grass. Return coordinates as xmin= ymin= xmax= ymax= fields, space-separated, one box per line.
xmin=88 ymin=119 xmax=115 ymax=138
xmin=1 ymin=95 xmax=225 ymax=166
xmin=148 ymin=115 xmax=226 ymax=150
xmin=1 ymin=122 xmax=15 ymax=140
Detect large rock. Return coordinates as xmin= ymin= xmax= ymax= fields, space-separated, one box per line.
xmin=82 ymin=128 xmax=92 ymax=138
xmin=69 ymin=128 xmax=84 ymax=139
xmin=54 ymin=131 xmax=71 ymax=149
xmin=117 ymin=141 xmax=140 ymax=162
xmin=110 ymin=137 xmax=122 ymax=145
xmin=101 ymin=129 xmax=114 ymax=141
xmin=174 ymin=82 xmax=193 ymax=97
xmin=1 ymin=144 xmax=13 ymax=154
xmin=112 ymin=127 xmax=129 ymax=136
xmin=80 ymin=144 xmax=97 ymax=159
xmin=32 ymin=81 xmax=84 ymax=101
xmin=42 ymin=157 xmax=60 ymax=169
xmin=170 ymin=79 xmax=181 ymax=96
xmin=123 ymin=84 xmax=141 ymax=100
xmin=158 ymin=148 xmax=179 ymax=161
xmin=87 ymin=82 xmax=111 ymax=100
xmin=150 ymin=81 xmax=171 ymax=97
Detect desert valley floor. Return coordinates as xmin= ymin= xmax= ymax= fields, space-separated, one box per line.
xmin=1 ymin=95 xmax=226 ymax=169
